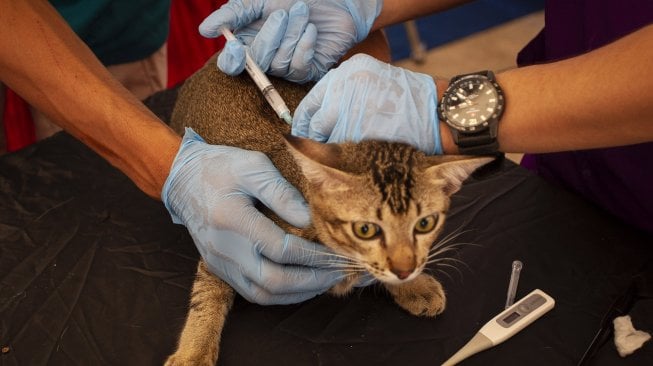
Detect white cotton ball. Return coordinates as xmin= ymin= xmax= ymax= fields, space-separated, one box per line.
xmin=613 ymin=315 xmax=651 ymax=357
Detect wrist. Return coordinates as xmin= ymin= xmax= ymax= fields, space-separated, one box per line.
xmin=117 ymin=119 xmax=181 ymax=199
xmin=435 ymin=78 xmax=448 ymax=101
xmin=436 ymin=71 xmax=504 ymax=155
xmin=434 ymin=78 xmax=458 ymax=154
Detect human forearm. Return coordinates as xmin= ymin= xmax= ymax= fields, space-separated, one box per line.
xmin=0 ymin=1 xmax=180 ymax=198
xmin=438 ymin=24 xmax=653 ymax=154
xmin=372 ymin=0 xmax=472 ymax=30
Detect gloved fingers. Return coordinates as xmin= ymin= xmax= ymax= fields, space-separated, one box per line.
xmin=344 ymin=0 xmax=383 ymax=42
xmin=217 ymin=39 xmax=246 ymax=75
xmin=291 ymin=70 xmax=333 ymax=140
xmin=241 ymin=159 xmax=311 ymax=228
xmin=201 ymin=241 xmax=340 ymax=305
xmin=176 ymin=146 xmax=309 ymax=229
xmin=247 ymin=9 xmax=288 ymax=72
xmin=200 ymin=250 xmax=326 ymax=305
xmin=198 ymin=0 xmax=263 ymax=38
xmin=232 ymin=202 xmax=342 ymax=268
xmin=268 ymin=2 xmax=309 ymax=78
xmin=286 ymin=23 xmax=319 ymax=84
xmin=254 ymin=255 xmax=345 ymax=297
xmin=305 ymin=99 xmax=342 ymax=142
xmin=265 ymin=231 xmax=348 ymax=268
xmin=245 ymin=283 xmax=326 ymax=305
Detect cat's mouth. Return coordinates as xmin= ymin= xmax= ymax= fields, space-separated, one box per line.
xmin=362 ymin=262 xmax=425 ymax=285
xmin=328 ymin=250 xmax=425 ymax=284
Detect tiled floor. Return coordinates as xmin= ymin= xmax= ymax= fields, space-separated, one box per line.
xmin=393 ymin=11 xmax=545 ymax=163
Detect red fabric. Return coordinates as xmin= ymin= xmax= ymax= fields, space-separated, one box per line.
xmin=167 ymin=0 xmax=227 ymax=88
xmin=3 ymin=89 xmax=35 ymax=152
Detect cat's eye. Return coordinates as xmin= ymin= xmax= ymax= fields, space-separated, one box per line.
xmin=414 ymin=215 xmax=438 ymax=234
xmin=352 ymin=222 xmax=382 ymax=240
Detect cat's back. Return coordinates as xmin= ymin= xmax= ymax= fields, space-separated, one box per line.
xmin=170 ymin=54 xmax=313 ymax=154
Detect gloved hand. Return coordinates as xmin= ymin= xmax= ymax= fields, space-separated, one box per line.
xmin=162 ymin=128 xmax=346 ymax=305
xmin=292 ymin=54 xmax=443 ymax=155
xmin=199 ymin=0 xmax=383 ymax=84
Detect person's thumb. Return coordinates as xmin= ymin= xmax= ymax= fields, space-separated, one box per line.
xmin=217 ymin=40 xmax=246 ymax=75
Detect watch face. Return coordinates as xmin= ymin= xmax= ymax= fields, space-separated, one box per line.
xmin=440 ymin=75 xmax=504 ymax=132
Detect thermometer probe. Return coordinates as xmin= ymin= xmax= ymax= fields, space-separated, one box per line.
xmin=442 ymin=289 xmax=555 ymax=365
xmin=505 ymin=260 xmax=523 ymax=308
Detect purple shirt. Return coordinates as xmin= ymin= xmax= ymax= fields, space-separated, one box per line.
xmin=517 ymin=0 xmax=653 ymax=235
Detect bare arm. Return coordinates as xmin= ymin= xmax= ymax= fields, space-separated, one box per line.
xmin=372 ymin=0 xmax=472 ymax=30
xmin=0 ymin=1 xmax=180 ymax=199
xmin=436 ymin=24 xmax=653 ymax=154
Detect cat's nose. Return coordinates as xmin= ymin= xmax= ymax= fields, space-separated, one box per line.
xmin=391 ymin=268 xmax=414 ymax=280
xmin=388 ymin=252 xmax=417 ymax=280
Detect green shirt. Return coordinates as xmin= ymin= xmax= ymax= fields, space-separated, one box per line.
xmin=51 ymin=0 xmax=171 ymax=66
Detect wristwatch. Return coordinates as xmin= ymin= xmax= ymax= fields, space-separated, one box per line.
xmin=438 ymin=71 xmax=505 ymax=155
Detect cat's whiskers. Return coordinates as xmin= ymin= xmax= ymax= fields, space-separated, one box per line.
xmin=428 ymin=267 xmax=456 ymax=283
xmin=421 ymin=266 xmax=444 ymax=280
xmin=427 ymin=242 xmax=475 ymax=260
xmin=294 ymin=245 xmax=367 ymax=270
xmin=422 ymin=225 xmax=481 ymax=282
xmin=431 ymin=262 xmax=465 ymax=276
xmin=296 ymin=246 xmax=355 ymax=261
xmin=327 ymin=267 xmax=369 ymax=275
xmin=427 ymin=256 xmax=470 ymax=270
xmin=329 ymin=270 xmax=369 ymax=285
xmin=318 ymin=262 xmax=367 ymax=270
xmin=428 ymin=224 xmax=482 ymax=261
xmin=429 ymin=227 xmax=475 ymax=253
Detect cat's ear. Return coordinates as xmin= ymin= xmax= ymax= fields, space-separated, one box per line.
xmin=423 ymin=155 xmax=495 ymax=196
xmin=284 ymin=135 xmax=357 ymax=191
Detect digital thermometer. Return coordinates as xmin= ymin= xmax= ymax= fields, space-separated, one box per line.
xmin=442 ymin=289 xmax=555 ymax=365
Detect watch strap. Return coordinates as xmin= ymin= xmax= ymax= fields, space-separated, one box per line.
xmin=452 ymin=70 xmax=494 ymax=81
xmin=457 ymin=137 xmax=499 ymax=155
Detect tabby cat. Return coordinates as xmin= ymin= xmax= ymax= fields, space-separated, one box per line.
xmin=164 ymin=53 xmax=493 ymax=365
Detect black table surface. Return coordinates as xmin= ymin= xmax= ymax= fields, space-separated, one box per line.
xmin=1 ymin=89 xmax=651 ymax=366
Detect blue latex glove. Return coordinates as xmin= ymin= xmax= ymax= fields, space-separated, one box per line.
xmin=292 ymin=54 xmax=443 ymax=155
xmin=199 ymin=0 xmax=383 ymax=83
xmin=162 ymin=128 xmax=346 ymax=305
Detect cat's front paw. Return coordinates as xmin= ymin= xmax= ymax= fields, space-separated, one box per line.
xmin=164 ymin=352 xmax=215 ymax=366
xmin=328 ymin=272 xmax=361 ymax=297
xmin=385 ymin=274 xmax=446 ymax=317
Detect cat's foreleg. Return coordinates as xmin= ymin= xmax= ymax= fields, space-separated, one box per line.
xmin=327 ymin=272 xmax=361 ymax=296
xmin=384 ymin=274 xmax=446 ymax=317
xmin=165 ymin=260 xmax=234 ymax=366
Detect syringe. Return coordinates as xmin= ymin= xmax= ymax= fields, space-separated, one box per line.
xmin=220 ymin=27 xmax=293 ymax=125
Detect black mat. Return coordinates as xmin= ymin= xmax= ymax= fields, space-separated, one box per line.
xmin=1 ymin=87 xmax=651 ymax=365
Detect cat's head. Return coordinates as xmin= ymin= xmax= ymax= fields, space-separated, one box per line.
xmin=285 ymin=135 xmax=493 ymax=285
